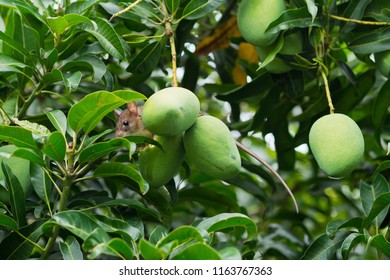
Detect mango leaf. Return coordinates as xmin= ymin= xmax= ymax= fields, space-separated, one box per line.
xmin=341 ymin=232 xmax=366 ymax=259
xmin=85 ymin=17 xmax=126 ymax=60
xmin=12 ymin=148 xmax=45 ymax=166
xmin=45 ymin=210 xmax=101 ymax=240
xmin=0 ymin=220 xmax=46 ymax=260
xmin=370 ymin=235 xmax=390 ymax=258
xmin=301 ymin=232 xmax=350 ymax=260
xmin=0 ymin=30 xmax=29 ymax=59
xmin=11 ymin=118 xmax=51 ymax=140
xmin=182 ymin=0 xmax=224 ymax=20
xmin=373 ymin=160 xmax=390 ymax=179
xmin=93 ymin=215 xmax=143 ymax=241
xmin=66 ymin=0 xmax=101 ymax=14
xmin=0 ymin=53 xmax=27 ymax=69
xmin=45 ymin=109 xmax=68 ymax=136
xmin=149 ymin=226 xmax=169 ymax=245
xmin=372 ymin=80 xmax=390 ymax=137
xmin=360 ymin=175 xmax=389 ymax=226
xmin=1 ymin=162 xmax=26 ymax=227
xmin=61 ymin=55 xmax=107 ymax=83
xmin=78 ymin=138 xmax=135 ymax=164
xmin=67 ymin=90 xmax=145 ymax=134
xmin=59 ymin=236 xmax=83 ymax=260
xmin=218 ymin=246 xmax=241 ymax=260
xmin=42 ymin=131 xmax=66 ymax=161
xmin=139 ymin=238 xmax=165 ymax=260
xmin=196 ymin=213 xmax=257 ymax=240
xmin=165 ymin=0 xmax=180 ymax=14
xmin=94 ymin=162 xmax=147 ymax=194
xmin=348 ymin=27 xmax=390 ymax=54
xmin=266 ymin=7 xmax=322 ymax=34
xmin=341 ymin=0 xmax=373 ymax=33
xmin=30 ymin=163 xmax=52 ymax=212
xmin=171 ymin=242 xmax=221 ymax=260
xmin=127 ymin=41 xmax=162 ymax=74
xmin=87 ymin=237 xmax=133 ymax=260
xmin=47 ymin=14 xmax=93 ymax=35
xmin=0 ymin=213 xmax=18 ymax=231
xmin=305 ymin=0 xmax=318 ymax=22
xmin=0 ymin=126 xmax=38 ymax=150
xmin=362 ymin=192 xmax=390 ymax=228
xmin=96 ymin=199 xmax=160 ymax=223
xmin=326 ymin=217 xmax=363 ymax=239
xmin=157 ymin=226 xmax=204 ymax=248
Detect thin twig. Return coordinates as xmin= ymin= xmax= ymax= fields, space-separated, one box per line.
xmin=329 ymin=14 xmax=390 ymax=26
xmin=109 ymin=0 xmax=143 ymax=22
xmin=235 ymin=141 xmax=299 ymax=213
xmin=320 ymin=68 xmax=335 ymax=114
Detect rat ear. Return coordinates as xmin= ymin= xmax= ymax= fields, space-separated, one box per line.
xmin=114 ymin=109 xmax=122 ymax=119
xmin=127 ymin=102 xmax=139 ymax=116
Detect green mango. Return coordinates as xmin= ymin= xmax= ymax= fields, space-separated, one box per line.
xmin=184 ymin=116 xmax=241 ymax=180
xmin=139 ymin=135 xmax=185 ymax=187
xmin=309 ymin=113 xmax=365 ymax=178
xmin=142 ymin=87 xmax=200 ymax=136
xmin=237 ymin=0 xmax=286 ymax=47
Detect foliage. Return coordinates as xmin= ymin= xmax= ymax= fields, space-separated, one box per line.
xmin=0 ymin=0 xmax=389 ymax=260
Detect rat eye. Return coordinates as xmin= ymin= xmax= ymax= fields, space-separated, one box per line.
xmin=123 ymin=120 xmax=129 ymax=126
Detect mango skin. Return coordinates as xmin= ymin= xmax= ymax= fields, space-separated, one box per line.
xmin=184 ymin=116 xmax=241 ymax=180
xmin=139 ymin=135 xmax=185 ymax=187
xmin=142 ymin=87 xmax=200 ymax=136
xmin=237 ymin=0 xmax=286 ymax=47
xmin=309 ymin=113 xmax=365 ymax=178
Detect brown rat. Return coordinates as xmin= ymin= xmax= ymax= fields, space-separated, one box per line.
xmin=115 ymin=102 xmax=153 ymax=138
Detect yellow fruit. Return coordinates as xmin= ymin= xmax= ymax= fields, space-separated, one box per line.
xmin=183 ymin=116 xmax=241 ymax=180
xmin=374 ymin=50 xmax=390 ymax=77
xmin=237 ymin=0 xmax=286 ymax=47
xmin=139 ymin=135 xmax=185 ymax=187
xmin=142 ymin=87 xmax=200 ymax=136
xmin=257 ymin=32 xmax=303 ymax=74
xmin=309 ymin=113 xmax=365 ymax=178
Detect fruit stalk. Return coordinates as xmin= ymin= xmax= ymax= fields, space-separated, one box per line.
xmin=320 ymin=67 xmax=335 ymax=114
xmin=109 ymin=0 xmax=143 ymax=22
xmin=328 ymin=14 xmax=390 ymax=26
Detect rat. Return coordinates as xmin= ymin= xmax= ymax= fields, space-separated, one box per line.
xmin=114 ymin=102 xmax=298 ymax=212
xmin=114 ymin=102 xmax=153 ymax=138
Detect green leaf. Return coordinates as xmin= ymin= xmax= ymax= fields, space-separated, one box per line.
xmin=42 ymin=131 xmax=66 ymax=161
xmin=61 ymin=55 xmax=107 ymax=83
xmin=372 ymin=80 xmax=390 ymax=136
xmin=360 ymin=175 xmax=389 ymax=226
xmin=94 ymin=215 xmax=143 ymax=241
xmin=218 ymin=246 xmax=242 ymax=260
xmin=105 ymin=238 xmax=134 ymax=259
xmin=78 ymin=138 xmax=135 ymax=164
xmin=0 ymin=213 xmax=18 ymax=231
xmin=47 ymin=16 xmax=69 ymax=34
xmin=165 ymin=0 xmax=180 ymax=14
xmin=139 ymin=238 xmax=165 ymax=260
xmin=66 ymin=0 xmax=101 ymax=14
xmin=362 ymin=192 xmax=390 ymax=228
xmin=94 ymin=162 xmax=147 ymax=194
xmin=96 ymin=199 xmax=160 ymax=222
xmin=301 ymin=232 xmax=349 ymax=260
xmin=348 ymin=27 xmax=390 ymax=54
xmin=373 ymin=161 xmax=390 ymax=179
xmin=182 ymin=0 xmax=224 ymax=20
xmin=326 ymin=218 xmax=363 ymax=239
xmin=0 ymin=126 xmax=38 ymax=150
xmin=0 ymin=220 xmax=46 ymax=260
xmin=0 ymin=53 xmax=27 ymax=69
xmin=157 ymin=226 xmax=204 ymax=249
xmin=45 ymin=210 xmax=101 ymax=240
xmin=30 ymin=163 xmax=52 ymax=212
xmin=341 ymin=0 xmax=373 ymax=33
xmin=127 ymin=41 xmax=162 ymax=74
xmin=12 ymin=148 xmax=45 ymax=167
xmin=341 ymin=232 xmax=365 ymax=259
xmin=196 ymin=213 xmax=257 ymax=241
xmin=11 ymin=118 xmax=51 ymax=138
xmin=171 ymin=242 xmax=221 ymax=260
xmin=1 ymin=162 xmax=26 ymax=227
xmin=370 ymin=235 xmax=390 ymax=258
xmin=59 ymin=236 xmax=84 ymax=260
xmin=305 ymin=0 xmax=318 ymax=22
xmin=85 ymin=18 xmax=126 ymax=60
xmin=67 ymin=90 xmax=145 ymax=134
xmin=266 ymin=7 xmax=322 ymax=34
xmin=45 ymin=109 xmax=68 ymax=136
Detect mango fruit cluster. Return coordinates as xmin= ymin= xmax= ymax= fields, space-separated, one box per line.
xmin=139 ymin=87 xmax=241 ymax=187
